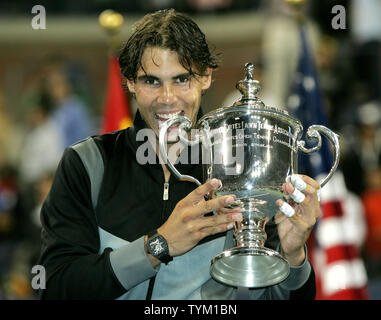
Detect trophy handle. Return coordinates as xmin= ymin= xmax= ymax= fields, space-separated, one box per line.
xmin=159 ymin=116 xmax=202 ymax=187
xmin=297 ymin=125 xmax=340 ymax=188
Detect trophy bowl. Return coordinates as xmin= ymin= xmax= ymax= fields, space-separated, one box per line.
xmin=159 ymin=63 xmax=340 ymax=288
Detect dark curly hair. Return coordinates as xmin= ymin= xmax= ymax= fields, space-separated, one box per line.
xmin=119 ymin=9 xmax=219 ymax=82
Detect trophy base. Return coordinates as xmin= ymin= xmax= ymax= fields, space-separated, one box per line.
xmin=210 ymin=246 xmax=290 ymax=288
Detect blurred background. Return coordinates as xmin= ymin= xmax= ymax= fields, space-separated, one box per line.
xmin=0 ymin=0 xmax=380 ymax=300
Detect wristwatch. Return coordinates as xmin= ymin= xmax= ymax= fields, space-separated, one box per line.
xmin=146 ymin=230 xmax=173 ymax=264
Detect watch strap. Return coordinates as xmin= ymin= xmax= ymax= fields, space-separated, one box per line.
xmin=147 ymin=229 xmax=157 ymax=238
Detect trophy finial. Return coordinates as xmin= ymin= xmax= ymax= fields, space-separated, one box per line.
xmin=245 ymin=63 xmax=254 ymax=80
xmin=235 ymin=62 xmax=264 ymax=107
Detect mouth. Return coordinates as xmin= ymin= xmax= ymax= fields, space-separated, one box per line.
xmin=154 ymin=110 xmax=185 ymax=122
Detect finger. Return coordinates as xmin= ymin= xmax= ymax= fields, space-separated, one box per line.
xmin=300 ymin=174 xmax=320 ymax=190
xmin=282 ymin=183 xmax=321 ymax=224
xmin=190 ymin=194 xmax=236 ymax=218
xmin=288 ymin=174 xmax=320 ymax=191
xmin=191 ymin=211 xmax=243 ymax=239
xmin=274 ymin=210 xmax=288 ymax=225
xmin=276 ymin=200 xmax=316 ymax=236
xmin=286 ymin=175 xmax=320 ymax=196
xmin=217 ymin=207 xmax=242 ymax=215
xmin=290 ymin=187 xmax=306 ymax=203
xmin=276 ymin=199 xmax=308 ymax=227
xmin=286 ymin=174 xmax=307 ymax=191
xmin=277 ymin=199 xmax=295 ymax=218
xmin=283 ymin=183 xmax=306 ymax=205
xmin=199 ymin=217 xmax=243 ymax=237
xmin=283 ymin=183 xmax=317 ymax=222
xmin=183 ymin=179 xmax=221 ymax=206
xmin=198 ymin=211 xmax=243 ymax=230
xmin=199 ymin=223 xmax=235 ymax=238
xmin=283 ymin=181 xmax=316 ymax=199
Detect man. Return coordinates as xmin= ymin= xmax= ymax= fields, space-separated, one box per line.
xmin=39 ymin=9 xmax=321 ymax=299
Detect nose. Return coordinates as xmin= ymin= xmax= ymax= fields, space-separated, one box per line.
xmin=157 ymin=83 xmax=177 ymax=105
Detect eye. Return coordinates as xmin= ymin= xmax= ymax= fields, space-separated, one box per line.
xmin=175 ymin=75 xmax=190 ymax=84
xmin=145 ymin=78 xmax=160 ymax=86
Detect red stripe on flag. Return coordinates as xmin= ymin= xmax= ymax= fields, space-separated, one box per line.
xmin=326 ymin=287 xmax=369 ymax=300
xmin=321 ymin=200 xmax=344 ymax=218
xmin=325 ymin=244 xmax=359 ymax=264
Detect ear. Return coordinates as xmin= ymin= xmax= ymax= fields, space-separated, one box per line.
xmin=201 ymin=68 xmax=213 ymax=90
xmin=126 ymin=79 xmax=136 ymax=94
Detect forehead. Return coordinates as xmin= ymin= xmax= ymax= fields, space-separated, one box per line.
xmin=138 ymin=47 xmax=189 ymax=77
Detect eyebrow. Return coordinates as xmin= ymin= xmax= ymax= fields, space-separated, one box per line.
xmin=136 ymin=73 xmax=192 ymax=82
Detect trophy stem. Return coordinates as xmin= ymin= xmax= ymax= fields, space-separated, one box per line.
xmin=210 ymin=197 xmax=290 ymax=288
xmin=232 ymin=198 xmax=268 ymax=248
xmin=234 ymin=213 xmax=267 ymax=248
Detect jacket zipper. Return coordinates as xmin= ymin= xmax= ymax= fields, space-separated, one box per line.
xmin=148 ymin=172 xmax=170 ymax=299
xmin=163 ymin=182 xmax=169 ymax=201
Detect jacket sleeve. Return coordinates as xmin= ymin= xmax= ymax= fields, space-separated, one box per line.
xmin=38 ymin=147 xmax=156 ymax=299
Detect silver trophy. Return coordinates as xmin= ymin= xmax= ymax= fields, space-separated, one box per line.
xmin=159 ymin=63 xmax=340 ymax=288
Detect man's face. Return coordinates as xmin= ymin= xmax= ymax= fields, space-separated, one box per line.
xmin=127 ymin=47 xmax=212 ymax=142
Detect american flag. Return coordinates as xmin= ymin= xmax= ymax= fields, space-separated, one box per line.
xmin=287 ymin=27 xmax=369 ymax=299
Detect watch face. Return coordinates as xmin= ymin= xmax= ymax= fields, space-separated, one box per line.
xmin=149 ymin=238 xmax=165 ymax=255
xmin=147 ymin=233 xmax=172 ymax=264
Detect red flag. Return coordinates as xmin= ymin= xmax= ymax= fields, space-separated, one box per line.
xmin=101 ymin=56 xmax=133 ymax=134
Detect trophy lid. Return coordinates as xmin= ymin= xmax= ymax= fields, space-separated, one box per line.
xmin=234 ymin=62 xmax=265 ymax=108
xmin=198 ymin=62 xmax=302 ymax=128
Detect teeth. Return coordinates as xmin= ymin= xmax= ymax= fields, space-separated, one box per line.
xmin=155 ymin=111 xmax=183 ymax=120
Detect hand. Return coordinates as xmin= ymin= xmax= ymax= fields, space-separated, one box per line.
xmin=157 ymin=179 xmax=243 ymax=257
xmin=275 ymin=175 xmax=322 ymax=266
